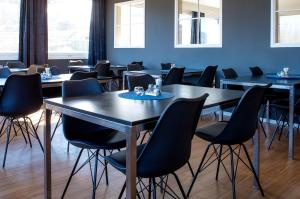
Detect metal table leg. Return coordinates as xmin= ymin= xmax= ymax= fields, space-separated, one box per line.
xmin=253 ymin=124 xmax=261 ymax=188
xmin=44 ymin=109 xmax=52 ymax=199
xmin=288 ymin=86 xmax=295 ymax=160
xmin=126 ymin=126 xmax=138 ymax=199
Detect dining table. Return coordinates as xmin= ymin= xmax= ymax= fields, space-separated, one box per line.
xmin=220 ymin=75 xmax=300 ymax=160
xmin=42 ymin=84 xmax=258 ymax=199
xmin=122 ymin=68 xmax=203 ymax=89
xmin=0 ymin=74 xmax=113 ymax=89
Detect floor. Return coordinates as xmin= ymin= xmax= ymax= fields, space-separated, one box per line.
xmin=0 ymin=112 xmax=300 ymax=199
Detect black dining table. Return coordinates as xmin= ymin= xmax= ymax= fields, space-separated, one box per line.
xmin=220 ymin=75 xmax=300 ymax=160
xmin=122 ymin=68 xmax=203 ymax=89
xmin=42 ymin=84 xmax=256 ymax=199
xmin=0 ymin=74 xmax=113 ymax=89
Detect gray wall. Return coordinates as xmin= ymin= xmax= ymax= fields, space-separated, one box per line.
xmin=106 ymin=0 xmax=300 ymax=75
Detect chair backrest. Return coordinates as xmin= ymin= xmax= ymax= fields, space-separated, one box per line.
xmin=127 ymin=74 xmax=156 ymax=91
xmin=127 ymin=64 xmax=143 ymax=71
xmin=249 ymin=66 xmax=264 ymax=77
xmin=161 ymin=63 xmax=172 ymax=70
xmin=95 ymin=62 xmax=111 ymax=76
xmin=217 ymin=84 xmax=271 ymax=144
xmin=0 ymin=68 xmax=12 ymax=78
xmin=0 ymin=74 xmax=43 ymax=116
xmin=70 ymin=71 xmax=98 ymax=80
xmin=131 ymin=61 xmax=143 ymax=67
xmin=222 ymin=68 xmax=244 ymax=90
xmin=27 ymin=64 xmax=47 ymax=74
xmin=50 ymin=66 xmax=61 ymax=76
xmin=163 ymin=67 xmax=185 ymax=85
xmin=197 ymin=65 xmax=218 ymax=87
xmin=62 ymin=78 xmax=104 ymax=141
xmin=69 ymin=60 xmax=83 ymax=66
xmin=137 ymin=94 xmax=208 ymax=177
xmin=6 ymin=61 xmax=26 ymax=69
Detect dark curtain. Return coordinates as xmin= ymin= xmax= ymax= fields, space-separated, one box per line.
xmin=88 ymin=0 xmax=106 ymax=66
xmin=191 ymin=12 xmax=205 ymax=44
xmin=19 ymin=0 xmax=48 ymax=67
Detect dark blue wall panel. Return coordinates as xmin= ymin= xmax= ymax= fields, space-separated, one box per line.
xmin=106 ymin=0 xmax=300 ymax=75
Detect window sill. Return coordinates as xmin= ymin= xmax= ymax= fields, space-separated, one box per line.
xmin=271 ymin=43 xmax=300 ymax=48
xmin=174 ymin=44 xmax=222 ymax=48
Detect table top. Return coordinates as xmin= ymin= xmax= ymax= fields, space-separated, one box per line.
xmin=68 ymin=65 xmax=127 ymax=70
xmin=0 ymin=74 xmax=112 ymax=87
xmin=10 ymin=68 xmax=29 ymax=73
xmin=220 ymin=75 xmax=300 ymax=89
xmin=124 ymin=68 xmax=203 ymax=76
xmin=45 ymin=84 xmax=243 ymax=126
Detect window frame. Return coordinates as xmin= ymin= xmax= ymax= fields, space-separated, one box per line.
xmin=270 ymin=0 xmax=300 ymax=48
xmin=0 ymin=0 xmax=21 ymax=60
xmin=114 ymin=0 xmax=145 ymax=49
xmin=47 ymin=0 xmax=92 ymax=60
xmin=174 ymin=0 xmax=223 ymax=48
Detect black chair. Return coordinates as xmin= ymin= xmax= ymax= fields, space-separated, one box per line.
xmin=0 ymin=74 xmax=44 ymax=168
xmin=163 ymin=67 xmax=185 ymax=85
xmin=267 ymin=98 xmax=300 ymax=150
xmin=50 ymin=66 xmax=61 ymax=76
xmin=6 ymin=61 xmax=26 ymax=69
xmin=70 ymin=71 xmax=98 ymax=80
xmin=132 ymin=61 xmax=143 ymax=67
xmin=187 ymin=84 xmax=271 ymax=199
xmin=222 ymin=68 xmax=244 ymax=91
xmin=196 ymin=65 xmax=218 ymax=87
xmin=105 ymin=94 xmax=208 ymax=199
xmin=127 ymin=74 xmax=156 ymax=91
xmin=161 ymin=63 xmax=172 ymax=70
xmin=0 ymin=68 xmax=12 ymax=78
xmin=95 ymin=62 xmax=112 ymax=77
xmin=249 ymin=66 xmax=263 ymax=77
xmin=127 ymin=63 xmax=143 ymax=71
xmin=61 ymin=78 xmax=127 ymax=199
xmin=69 ymin=59 xmax=83 ymax=66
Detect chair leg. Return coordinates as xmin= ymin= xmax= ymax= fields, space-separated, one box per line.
xmin=24 ymin=117 xmax=32 ymax=148
xmin=92 ymin=149 xmax=100 ymax=199
xmin=67 ymin=142 xmax=70 ymax=153
xmin=35 ymin=110 xmax=44 ymax=131
xmin=0 ymin=118 xmax=7 ymax=137
xmin=28 ymin=117 xmax=44 ymax=152
xmin=228 ymin=146 xmax=236 ymax=199
xmin=61 ymin=148 xmax=84 ymax=198
xmin=16 ymin=119 xmax=28 ymax=144
xmin=216 ymin=144 xmax=223 ymax=181
xmin=241 ymin=144 xmax=264 ymax=196
xmin=103 ymin=150 xmax=109 ymax=186
xmin=2 ymin=121 xmax=12 ymax=168
xmin=152 ymin=178 xmax=157 ymax=199
xmin=148 ymin=178 xmax=152 ymax=199
xmin=171 ymin=173 xmax=187 ymax=199
xmin=51 ymin=114 xmax=62 ymax=141
xmin=187 ymin=144 xmax=212 ymax=197
xmin=118 ymin=181 xmax=126 ymax=199
xmin=268 ymin=117 xmax=282 ymax=150
xmin=187 ymin=161 xmax=195 ymax=177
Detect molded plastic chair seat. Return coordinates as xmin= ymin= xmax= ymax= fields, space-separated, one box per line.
xmin=105 ymin=144 xmax=145 ymax=174
xmin=195 ymin=121 xmax=227 ymax=143
xmin=68 ymin=128 xmax=126 ymax=150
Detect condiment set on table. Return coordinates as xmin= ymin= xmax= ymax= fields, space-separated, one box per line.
xmin=134 ymin=77 xmax=163 ymax=97
xmin=41 ymin=67 xmax=52 ymax=80
xmin=277 ymin=67 xmax=289 ymax=77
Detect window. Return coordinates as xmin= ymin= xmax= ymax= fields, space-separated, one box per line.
xmin=0 ymin=0 xmax=20 ymax=60
xmin=114 ymin=0 xmax=145 ymax=48
xmin=48 ymin=0 xmax=92 ymax=59
xmin=271 ymin=0 xmax=300 ymax=47
xmin=175 ymin=0 xmax=222 ymax=48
